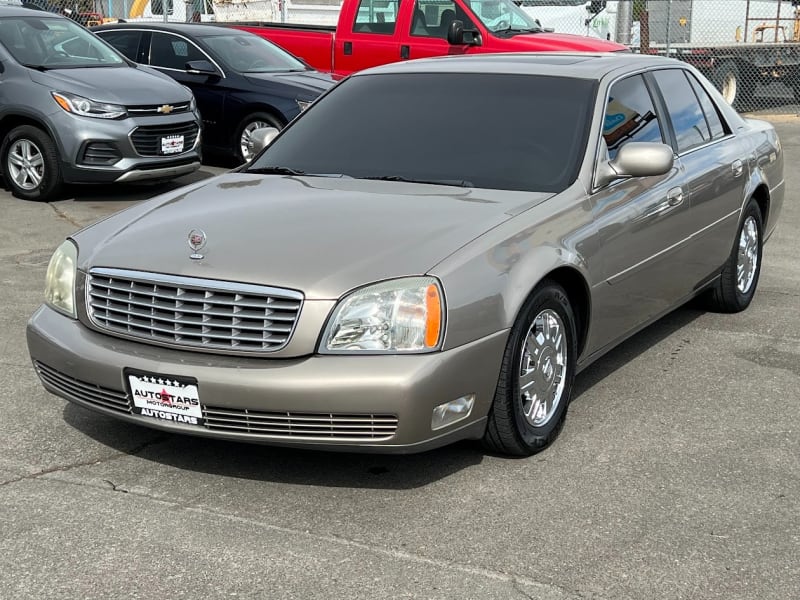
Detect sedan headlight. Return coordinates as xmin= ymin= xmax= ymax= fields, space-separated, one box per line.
xmin=45 ymin=240 xmax=77 ymax=319
xmin=52 ymin=91 xmax=127 ymax=119
xmin=321 ymin=277 xmax=444 ymax=354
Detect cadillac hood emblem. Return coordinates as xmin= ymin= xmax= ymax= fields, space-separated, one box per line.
xmin=188 ymin=229 xmax=207 ymax=260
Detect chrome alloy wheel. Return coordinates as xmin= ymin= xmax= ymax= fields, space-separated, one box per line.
xmin=7 ymin=139 xmax=44 ymax=191
xmin=518 ymin=308 xmax=567 ymax=427
xmin=737 ymin=215 xmax=759 ymax=294
xmin=240 ymin=120 xmax=271 ymax=162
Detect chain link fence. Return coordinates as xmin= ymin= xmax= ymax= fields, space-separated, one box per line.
xmin=26 ymin=0 xmax=800 ymax=113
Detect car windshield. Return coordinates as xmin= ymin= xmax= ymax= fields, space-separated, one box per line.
xmin=466 ymin=0 xmax=541 ymax=33
xmin=201 ymin=33 xmax=307 ymax=73
xmin=0 ymin=16 xmax=125 ymax=69
xmin=247 ymin=72 xmax=595 ymax=193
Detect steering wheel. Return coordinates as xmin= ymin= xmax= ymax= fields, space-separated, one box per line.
xmin=245 ymin=59 xmax=271 ymax=71
xmin=493 ymin=18 xmax=510 ymax=30
xmin=42 ymin=51 xmax=69 ymax=65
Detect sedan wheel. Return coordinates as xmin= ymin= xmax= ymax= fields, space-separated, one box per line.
xmin=236 ymin=112 xmax=283 ymax=164
xmin=2 ymin=125 xmax=62 ymax=201
xmin=483 ymin=281 xmax=577 ymax=456
xmin=707 ymin=198 xmax=763 ymax=312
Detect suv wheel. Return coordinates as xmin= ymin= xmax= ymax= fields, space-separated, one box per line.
xmin=2 ymin=125 xmax=62 ymax=201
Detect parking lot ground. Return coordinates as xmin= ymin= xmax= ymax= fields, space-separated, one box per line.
xmin=0 ymin=126 xmax=798 ymax=599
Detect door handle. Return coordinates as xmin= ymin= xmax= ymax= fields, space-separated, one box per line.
xmin=400 ymin=45 xmax=410 ymax=60
xmin=343 ymin=41 xmax=353 ymax=55
xmin=666 ymin=187 xmax=684 ymax=207
xmin=732 ymin=159 xmax=744 ymax=177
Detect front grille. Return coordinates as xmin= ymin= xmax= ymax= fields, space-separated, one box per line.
xmin=127 ymin=102 xmax=192 ymax=116
xmin=80 ymin=141 xmax=122 ymax=166
xmin=87 ymin=268 xmax=303 ymax=354
xmin=130 ymin=122 xmax=199 ymax=156
xmin=203 ymin=406 xmax=399 ymax=441
xmin=34 ymin=361 xmax=131 ymax=414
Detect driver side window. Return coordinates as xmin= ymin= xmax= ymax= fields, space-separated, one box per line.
xmin=149 ymin=32 xmax=206 ymax=71
xmin=410 ymin=0 xmax=460 ymax=38
xmin=603 ymin=74 xmax=664 ymax=159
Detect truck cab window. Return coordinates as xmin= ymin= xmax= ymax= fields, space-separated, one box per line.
xmin=603 ymin=74 xmax=664 ymax=159
xmin=411 ymin=0 xmax=460 ymax=38
xmin=354 ymin=0 xmax=400 ymax=34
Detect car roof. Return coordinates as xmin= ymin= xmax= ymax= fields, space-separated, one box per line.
xmin=357 ymin=52 xmax=685 ymax=81
xmin=92 ymin=22 xmax=245 ymax=38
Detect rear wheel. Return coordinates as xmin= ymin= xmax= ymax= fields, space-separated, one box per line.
xmin=482 ymin=282 xmax=577 ymax=457
xmin=707 ymin=198 xmax=763 ymax=313
xmin=235 ymin=112 xmax=283 ymax=164
xmin=2 ymin=125 xmax=62 ymax=201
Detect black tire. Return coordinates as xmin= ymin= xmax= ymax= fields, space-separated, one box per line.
xmin=712 ymin=60 xmax=753 ymax=112
xmin=482 ymin=281 xmax=577 ymax=457
xmin=234 ymin=111 xmax=283 ymax=164
xmin=707 ymin=199 xmax=763 ymax=313
xmin=1 ymin=125 xmax=62 ymax=201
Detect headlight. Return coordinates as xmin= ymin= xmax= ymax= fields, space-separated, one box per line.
xmin=182 ymin=86 xmax=197 ymax=112
xmin=296 ymin=99 xmax=313 ymax=112
xmin=45 ymin=240 xmax=77 ymax=318
xmin=321 ymin=277 xmax=444 ymax=354
xmin=52 ymin=91 xmax=127 ymax=119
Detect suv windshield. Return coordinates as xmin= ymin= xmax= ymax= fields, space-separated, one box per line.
xmin=247 ymin=72 xmax=595 ymax=193
xmin=466 ymin=0 xmax=541 ymax=33
xmin=201 ymin=33 xmax=307 ymax=73
xmin=0 ymin=16 xmax=125 ymax=69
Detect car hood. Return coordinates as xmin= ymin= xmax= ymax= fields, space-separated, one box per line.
xmin=243 ymin=69 xmax=335 ymax=95
xmin=28 ymin=65 xmax=191 ymax=104
xmin=74 ymin=173 xmax=553 ymax=300
xmin=497 ymin=32 xmax=626 ymax=52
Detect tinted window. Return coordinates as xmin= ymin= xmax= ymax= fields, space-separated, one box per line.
xmin=411 ymin=0 xmax=458 ymax=38
xmin=603 ymin=74 xmax=663 ymax=159
xmin=149 ymin=32 xmax=205 ymax=70
xmin=354 ymin=0 xmax=399 ymax=34
xmin=652 ymin=69 xmax=710 ymax=152
xmin=249 ymin=73 xmax=596 ymax=193
xmin=97 ymin=30 xmax=141 ymax=61
xmin=687 ymin=72 xmax=727 ymax=140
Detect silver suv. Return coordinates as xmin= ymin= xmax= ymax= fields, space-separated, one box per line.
xmin=0 ymin=6 xmax=202 ymax=201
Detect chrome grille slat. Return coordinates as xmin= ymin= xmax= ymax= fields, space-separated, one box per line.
xmin=34 ymin=361 xmax=131 ymax=414
xmin=202 ymin=406 xmax=399 ymax=441
xmin=87 ymin=269 xmax=302 ymax=354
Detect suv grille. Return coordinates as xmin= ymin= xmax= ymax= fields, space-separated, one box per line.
xmin=130 ymin=122 xmax=199 ymax=156
xmin=87 ymin=268 xmax=303 ymax=354
xmin=127 ymin=102 xmax=192 ymax=116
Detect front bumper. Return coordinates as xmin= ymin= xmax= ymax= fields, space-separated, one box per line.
xmin=27 ymin=305 xmax=508 ymax=453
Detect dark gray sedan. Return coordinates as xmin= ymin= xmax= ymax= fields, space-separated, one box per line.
xmin=27 ymin=53 xmax=784 ymax=456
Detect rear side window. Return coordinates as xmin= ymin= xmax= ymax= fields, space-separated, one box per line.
xmin=354 ymin=0 xmax=400 ymax=34
xmin=687 ymin=72 xmax=728 ymax=140
xmin=652 ymin=69 xmax=711 ymax=153
xmin=603 ymin=74 xmax=663 ymax=159
xmin=97 ymin=30 xmax=142 ymax=62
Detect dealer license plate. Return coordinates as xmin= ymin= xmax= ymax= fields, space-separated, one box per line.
xmin=128 ymin=371 xmax=203 ymax=426
xmin=161 ymin=135 xmax=184 ymax=155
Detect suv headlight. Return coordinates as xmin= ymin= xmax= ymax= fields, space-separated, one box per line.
xmin=45 ymin=240 xmax=77 ymax=319
xmin=320 ymin=277 xmax=444 ymax=354
xmin=52 ymin=91 xmax=127 ymax=119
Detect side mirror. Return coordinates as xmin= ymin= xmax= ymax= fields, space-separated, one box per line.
xmin=185 ymin=59 xmax=219 ymax=76
xmin=595 ymin=142 xmax=674 ymax=188
xmin=249 ymin=127 xmax=280 ymax=158
xmin=447 ymin=20 xmax=481 ymax=46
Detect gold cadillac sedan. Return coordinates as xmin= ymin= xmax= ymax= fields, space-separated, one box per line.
xmin=27 ymin=53 xmax=784 ymax=456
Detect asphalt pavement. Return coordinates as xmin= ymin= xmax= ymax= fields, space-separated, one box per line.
xmin=0 ymin=125 xmax=798 ymax=599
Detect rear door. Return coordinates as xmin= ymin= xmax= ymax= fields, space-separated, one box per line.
xmin=334 ymin=0 xmax=402 ymax=74
xmin=650 ymin=68 xmax=747 ymax=281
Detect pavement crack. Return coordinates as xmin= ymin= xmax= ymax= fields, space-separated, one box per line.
xmin=102 ymin=479 xmax=129 ymax=493
xmin=0 ymin=435 xmax=168 ymax=488
xmin=48 ymin=203 xmax=83 ymax=229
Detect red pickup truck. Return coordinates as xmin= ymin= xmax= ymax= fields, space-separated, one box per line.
xmin=233 ymin=0 xmax=625 ymax=77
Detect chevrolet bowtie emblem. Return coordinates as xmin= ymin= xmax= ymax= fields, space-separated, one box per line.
xmin=157 ymin=104 xmax=174 ymax=114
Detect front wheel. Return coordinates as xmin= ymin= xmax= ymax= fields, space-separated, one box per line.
xmin=2 ymin=125 xmax=62 ymax=201
xmin=235 ymin=112 xmax=283 ymax=164
xmin=482 ymin=282 xmax=577 ymax=457
xmin=707 ymin=199 xmax=763 ymax=313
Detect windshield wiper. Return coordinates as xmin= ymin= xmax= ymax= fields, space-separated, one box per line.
xmin=361 ymin=175 xmax=473 ymax=187
xmin=495 ymin=26 xmax=542 ymax=36
xmin=246 ymin=166 xmax=306 ymax=175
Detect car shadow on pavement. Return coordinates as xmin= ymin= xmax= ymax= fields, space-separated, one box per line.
xmin=61 ymin=403 xmax=485 ymax=490
xmin=60 ymin=302 xmax=707 ymax=489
